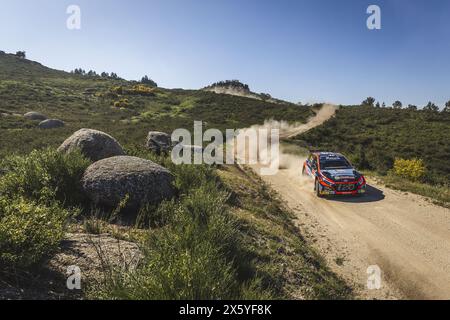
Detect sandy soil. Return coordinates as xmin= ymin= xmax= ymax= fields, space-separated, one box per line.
xmin=248 ymin=105 xmax=450 ymax=300
xmin=258 ymin=166 xmax=450 ymax=299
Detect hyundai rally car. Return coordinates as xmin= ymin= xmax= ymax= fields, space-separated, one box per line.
xmin=302 ymin=152 xmax=366 ymax=197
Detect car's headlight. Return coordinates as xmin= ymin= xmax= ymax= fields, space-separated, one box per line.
xmin=357 ymin=176 xmax=365 ymax=186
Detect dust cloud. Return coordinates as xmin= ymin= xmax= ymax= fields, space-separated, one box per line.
xmin=234 ymin=104 xmax=338 ymax=177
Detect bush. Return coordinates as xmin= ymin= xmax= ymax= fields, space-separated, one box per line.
xmin=0 ymin=197 xmax=72 ymax=268
xmin=0 ymin=148 xmax=91 ymax=206
xmin=111 ymin=85 xmax=155 ymax=97
xmin=114 ymin=98 xmax=130 ymax=108
xmin=92 ymin=186 xmax=244 ymax=300
xmin=393 ymin=158 xmax=426 ymax=181
xmin=128 ymin=85 xmax=155 ymax=96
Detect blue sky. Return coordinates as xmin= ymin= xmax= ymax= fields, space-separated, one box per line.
xmin=1 ymin=0 xmax=449 ymax=106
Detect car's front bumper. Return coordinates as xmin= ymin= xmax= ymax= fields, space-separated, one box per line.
xmin=318 ymin=180 xmax=366 ymax=196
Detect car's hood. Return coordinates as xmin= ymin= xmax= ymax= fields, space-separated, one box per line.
xmin=321 ymin=168 xmax=357 ymax=181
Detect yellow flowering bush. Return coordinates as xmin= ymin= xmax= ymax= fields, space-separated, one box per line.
xmin=393 ymin=158 xmax=426 ymax=181
xmin=128 ymin=84 xmax=155 ymax=96
xmin=110 ymin=85 xmax=155 ymax=97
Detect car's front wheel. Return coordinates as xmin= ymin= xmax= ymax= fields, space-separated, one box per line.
xmin=315 ymin=180 xmax=323 ymax=198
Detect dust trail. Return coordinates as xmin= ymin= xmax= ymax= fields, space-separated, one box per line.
xmin=234 ymin=104 xmax=338 ymax=176
xmin=281 ymin=104 xmax=339 ymax=139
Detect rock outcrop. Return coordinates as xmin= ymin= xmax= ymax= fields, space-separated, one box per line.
xmin=24 ymin=111 xmax=47 ymax=121
xmin=38 ymin=119 xmax=64 ymax=129
xmin=58 ymin=128 xmax=125 ymax=161
xmin=81 ymin=156 xmax=174 ymax=208
xmin=146 ymin=131 xmax=173 ymax=153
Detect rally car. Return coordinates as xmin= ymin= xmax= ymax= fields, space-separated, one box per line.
xmin=302 ymin=152 xmax=366 ymax=197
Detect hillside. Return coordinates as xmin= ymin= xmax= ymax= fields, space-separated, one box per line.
xmin=0 ymin=55 xmax=312 ymax=156
xmin=0 ymin=54 xmax=352 ymax=300
xmin=292 ymin=106 xmax=450 ymax=185
xmin=0 ymin=52 xmax=68 ymax=80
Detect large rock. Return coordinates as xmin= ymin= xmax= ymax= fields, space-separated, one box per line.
xmin=24 ymin=111 xmax=47 ymax=121
xmin=58 ymin=129 xmax=125 ymax=162
xmin=81 ymin=156 xmax=174 ymax=208
xmin=38 ymin=119 xmax=64 ymax=129
xmin=146 ymin=131 xmax=173 ymax=153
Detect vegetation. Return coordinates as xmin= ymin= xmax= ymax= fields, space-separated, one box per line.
xmin=392 ymin=101 xmax=402 ymax=109
xmin=444 ymin=101 xmax=450 ymax=113
xmin=0 ymin=148 xmax=90 ymax=206
xmin=0 ymin=146 xmax=350 ymax=299
xmin=88 ymin=150 xmax=351 ymax=299
xmin=0 ymin=53 xmax=346 ymax=299
xmin=204 ymin=80 xmax=250 ymax=91
xmin=0 ymin=149 xmax=86 ymax=273
xmin=393 ymin=158 xmax=426 ymax=181
xmin=423 ymin=101 xmax=439 ymax=112
xmin=72 ymin=68 xmax=121 ymax=80
xmin=140 ymin=75 xmax=157 ymax=87
xmin=361 ymin=97 xmax=375 ymax=107
xmin=0 ymin=53 xmax=312 ymax=157
xmin=15 ymin=51 xmax=26 ymax=59
xmin=293 ymin=106 xmax=450 ymax=186
xmin=368 ymin=172 xmax=450 ymax=208
xmin=0 ymin=197 xmax=71 ymax=268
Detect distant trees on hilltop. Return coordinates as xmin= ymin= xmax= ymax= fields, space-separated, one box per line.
xmin=362 ymin=97 xmax=448 ymax=112
xmin=443 ymin=101 xmax=450 ymax=113
xmin=423 ymin=102 xmax=439 ymax=112
xmin=70 ymin=69 xmax=158 ymax=85
xmin=362 ymin=97 xmax=376 ymax=107
xmin=204 ymin=80 xmax=250 ymax=91
xmin=392 ymin=101 xmax=403 ymax=109
xmin=15 ymin=51 xmax=26 ymax=59
xmin=141 ymin=75 xmax=158 ymax=87
xmin=71 ymin=68 xmax=122 ymax=80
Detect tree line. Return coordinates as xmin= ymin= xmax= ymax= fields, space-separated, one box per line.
xmin=70 ymin=69 xmax=157 ymax=86
xmin=361 ymin=97 xmax=450 ymax=112
xmin=204 ymin=80 xmax=250 ymax=91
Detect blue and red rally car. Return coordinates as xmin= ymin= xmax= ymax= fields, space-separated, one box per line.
xmin=302 ymin=152 xmax=367 ymax=197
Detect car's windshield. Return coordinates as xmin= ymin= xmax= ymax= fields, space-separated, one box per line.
xmin=320 ymin=158 xmax=351 ymax=169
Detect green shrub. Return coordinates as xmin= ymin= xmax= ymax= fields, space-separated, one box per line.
xmin=92 ymin=187 xmax=244 ymax=300
xmin=0 ymin=148 xmax=91 ymax=206
xmin=0 ymin=197 xmax=72 ymax=268
xmin=114 ymin=98 xmax=130 ymax=108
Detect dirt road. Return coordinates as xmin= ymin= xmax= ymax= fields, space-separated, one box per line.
xmin=248 ymin=105 xmax=450 ymax=299
xmin=259 ymin=167 xmax=450 ymax=299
